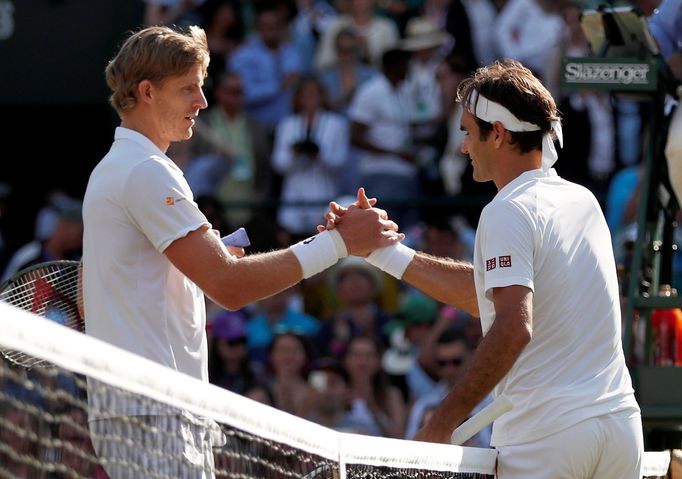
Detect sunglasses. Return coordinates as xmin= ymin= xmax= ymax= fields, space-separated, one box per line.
xmin=437 ymin=357 xmax=464 ymax=367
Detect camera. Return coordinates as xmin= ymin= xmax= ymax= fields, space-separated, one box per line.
xmin=292 ymin=139 xmax=320 ymax=157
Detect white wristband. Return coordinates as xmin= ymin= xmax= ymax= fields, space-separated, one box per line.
xmin=290 ymin=229 xmax=348 ymax=279
xmin=365 ymin=243 xmax=416 ymax=279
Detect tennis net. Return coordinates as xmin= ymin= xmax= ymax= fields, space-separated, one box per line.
xmin=0 ymin=302 xmax=496 ymax=479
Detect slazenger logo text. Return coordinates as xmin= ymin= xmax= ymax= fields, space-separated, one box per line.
xmin=564 ymin=62 xmax=650 ymax=85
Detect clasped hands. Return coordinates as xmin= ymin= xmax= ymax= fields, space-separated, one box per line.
xmin=316 ymin=187 xmax=404 ymax=257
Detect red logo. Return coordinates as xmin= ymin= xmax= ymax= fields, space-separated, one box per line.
xmin=486 ymin=258 xmax=496 ymax=271
xmin=499 ymin=256 xmax=512 ymax=268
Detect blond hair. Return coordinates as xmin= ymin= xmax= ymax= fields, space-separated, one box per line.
xmin=105 ymin=25 xmax=209 ymax=116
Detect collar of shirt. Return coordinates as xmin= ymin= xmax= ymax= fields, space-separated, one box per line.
xmin=496 ymin=168 xmax=558 ymax=197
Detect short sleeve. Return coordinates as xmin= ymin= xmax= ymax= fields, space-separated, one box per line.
xmin=478 ymin=201 xmax=535 ymax=299
xmin=124 ymin=158 xmax=209 ymax=252
xmin=347 ymin=84 xmax=376 ymax=125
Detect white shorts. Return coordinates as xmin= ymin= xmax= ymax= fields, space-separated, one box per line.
xmin=496 ymin=411 xmax=643 ymax=479
xmin=90 ymin=414 xmax=220 ymax=479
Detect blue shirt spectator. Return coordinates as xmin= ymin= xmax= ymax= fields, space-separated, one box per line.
xmin=229 ymin=5 xmax=303 ymax=129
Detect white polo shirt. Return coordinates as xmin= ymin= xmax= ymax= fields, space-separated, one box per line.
xmin=474 ymin=168 xmax=639 ymax=447
xmin=348 ymin=75 xmax=416 ymax=177
xmin=83 ymin=128 xmax=210 ymax=416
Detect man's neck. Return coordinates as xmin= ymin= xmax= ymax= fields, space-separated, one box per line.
xmin=494 ymin=151 xmax=543 ymax=191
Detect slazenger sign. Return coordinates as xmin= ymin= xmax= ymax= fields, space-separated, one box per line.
xmin=561 ymin=57 xmax=658 ymax=91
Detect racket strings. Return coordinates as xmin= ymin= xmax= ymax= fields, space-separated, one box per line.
xmin=0 ymin=262 xmax=83 ymax=368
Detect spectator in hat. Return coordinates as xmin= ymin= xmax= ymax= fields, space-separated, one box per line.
xmin=400 ymin=16 xmax=452 ymax=200
xmin=208 ymin=310 xmax=264 ymax=395
xmin=401 ymin=16 xmax=450 ymax=140
xmin=382 ymin=293 xmax=447 ymax=402
xmin=2 ymin=193 xmax=83 ymax=282
xmin=316 ymin=256 xmax=392 ymax=358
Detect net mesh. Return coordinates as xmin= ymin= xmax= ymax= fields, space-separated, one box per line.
xmin=0 ymin=303 xmax=496 ymax=479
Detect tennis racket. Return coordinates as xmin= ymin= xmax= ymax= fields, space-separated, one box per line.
xmin=0 ymin=260 xmax=83 ymax=368
xmin=450 ymin=395 xmax=512 ymax=446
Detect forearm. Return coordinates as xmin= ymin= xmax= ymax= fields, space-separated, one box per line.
xmin=422 ymin=312 xmax=529 ymax=440
xmin=209 ymin=249 xmax=303 ymax=310
xmin=402 ymin=252 xmax=479 ymax=317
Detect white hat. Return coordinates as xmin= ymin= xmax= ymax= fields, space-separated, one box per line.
xmin=401 ymin=17 xmax=450 ymax=51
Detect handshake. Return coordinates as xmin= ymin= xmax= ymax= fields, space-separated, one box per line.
xmin=290 ymin=188 xmax=415 ymax=281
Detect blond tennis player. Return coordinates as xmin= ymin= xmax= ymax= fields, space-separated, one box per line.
xmin=326 ymin=59 xmax=643 ymax=478
xmin=82 ymin=25 xmax=403 ymax=479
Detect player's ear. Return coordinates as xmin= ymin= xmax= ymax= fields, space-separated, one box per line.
xmin=137 ymin=80 xmax=154 ymax=104
xmin=492 ymin=121 xmax=506 ymax=148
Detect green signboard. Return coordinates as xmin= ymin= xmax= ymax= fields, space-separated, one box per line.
xmin=561 ymin=57 xmax=659 ymax=92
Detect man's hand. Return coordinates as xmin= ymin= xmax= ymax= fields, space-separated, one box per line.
xmin=321 ymin=188 xmax=402 ymax=256
xmin=316 ymin=187 xmax=377 ymax=232
xmin=412 ymin=418 xmax=455 ymax=444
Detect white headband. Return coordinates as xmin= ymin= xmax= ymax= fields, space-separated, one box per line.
xmin=467 ymin=90 xmax=563 ymax=170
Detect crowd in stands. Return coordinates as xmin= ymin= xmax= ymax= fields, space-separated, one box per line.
xmin=1 ymin=0 xmax=677 ymax=451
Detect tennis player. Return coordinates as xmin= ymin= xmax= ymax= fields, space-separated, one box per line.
xmin=326 ymin=59 xmax=643 ymax=478
xmin=82 ymin=25 xmax=402 ymax=479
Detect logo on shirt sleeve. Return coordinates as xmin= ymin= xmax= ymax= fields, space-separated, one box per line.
xmin=486 ymin=258 xmax=496 ymax=271
xmin=165 ymin=196 xmax=186 ymax=206
xmin=499 ymin=255 xmax=512 ymax=268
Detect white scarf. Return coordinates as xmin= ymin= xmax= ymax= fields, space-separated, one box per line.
xmin=467 ymin=90 xmax=563 ymax=170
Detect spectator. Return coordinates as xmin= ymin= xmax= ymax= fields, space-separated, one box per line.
xmin=266 ymin=332 xmax=314 ymax=417
xmin=187 ymin=71 xmax=272 ymax=226
xmin=314 ymin=0 xmax=400 ymax=70
xmin=229 ymin=3 xmax=303 ymax=130
xmin=247 ymin=285 xmax=320 ymax=364
xmin=208 ymin=310 xmax=264 ymax=394
xmin=290 ymin=0 xmax=338 ymax=73
xmin=143 ymin=0 xmax=205 ymax=26
xmin=305 ymin=357 xmax=378 ymax=434
xmin=2 ymin=193 xmax=83 ymax=282
xmin=459 ymin=0 xmax=498 ymax=67
xmin=317 ymin=28 xmax=378 ymax=195
xmin=316 ymin=256 xmax=391 ymax=358
xmin=382 ymin=294 xmax=443 ymax=402
xmin=316 ymin=28 xmax=377 ymax=115
xmin=435 ymin=53 xmax=475 ymax=197
xmin=272 ymin=76 xmax=349 ymax=240
xmin=343 ymin=335 xmax=407 ymax=437
xmin=348 ymin=48 xmax=420 ymax=230
xmin=404 ymin=329 xmax=492 ymax=447
xmin=198 ymin=0 xmax=245 ymax=93
xmin=400 ymin=16 xmax=450 ymax=198
xmin=492 ymin=0 xmax=564 ymax=80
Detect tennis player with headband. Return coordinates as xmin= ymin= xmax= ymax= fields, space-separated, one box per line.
xmin=82 ymin=25 xmax=403 ymax=478
xmin=325 ymin=59 xmax=643 ymax=478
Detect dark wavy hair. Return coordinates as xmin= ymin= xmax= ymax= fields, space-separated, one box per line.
xmin=456 ymin=59 xmax=560 ymax=154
